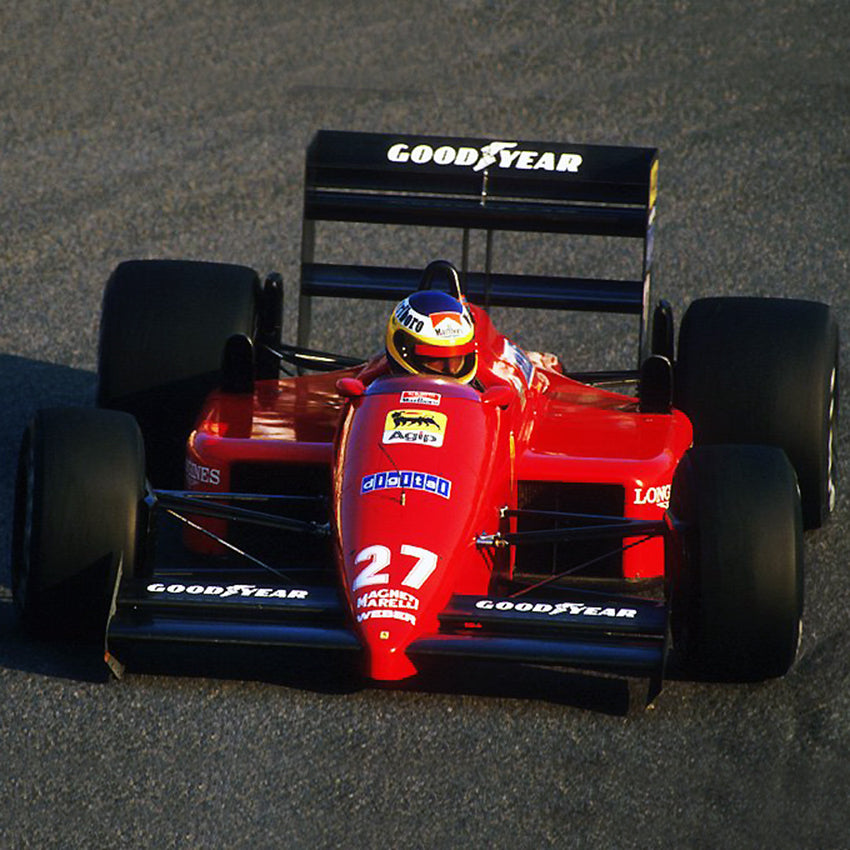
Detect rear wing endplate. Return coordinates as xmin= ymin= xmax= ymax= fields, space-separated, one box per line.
xmin=298 ymin=131 xmax=658 ymax=358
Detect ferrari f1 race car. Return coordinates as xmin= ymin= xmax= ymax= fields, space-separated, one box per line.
xmin=12 ymin=131 xmax=839 ymax=697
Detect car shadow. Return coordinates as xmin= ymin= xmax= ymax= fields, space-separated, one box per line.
xmin=0 ymin=598 xmax=654 ymax=715
xmin=385 ymin=657 xmax=653 ymax=715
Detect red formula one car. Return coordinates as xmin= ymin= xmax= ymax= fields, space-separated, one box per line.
xmin=12 ymin=132 xmax=838 ymax=697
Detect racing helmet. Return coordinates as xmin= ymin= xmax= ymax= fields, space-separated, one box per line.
xmin=385 ymin=290 xmax=477 ymax=383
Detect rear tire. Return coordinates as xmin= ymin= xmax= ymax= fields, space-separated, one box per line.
xmin=97 ymin=259 xmax=261 ymax=486
xmin=668 ymin=445 xmax=803 ymax=681
xmin=676 ymin=297 xmax=838 ymax=529
xmin=11 ymin=408 xmax=146 ymax=640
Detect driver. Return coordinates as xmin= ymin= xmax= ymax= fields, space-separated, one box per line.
xmin=385 ymin=289 xmax=477 ymax=384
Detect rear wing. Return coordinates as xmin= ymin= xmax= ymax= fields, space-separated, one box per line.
xmin=298 ymin=130 xmax=658 ymax=358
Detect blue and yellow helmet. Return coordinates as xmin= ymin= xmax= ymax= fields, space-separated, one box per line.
xmin=386 ymin=290 xmax=477 ymax=384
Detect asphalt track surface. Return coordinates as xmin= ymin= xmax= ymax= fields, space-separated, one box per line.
xmin=0 ymin=2 xmax=848 ymax=847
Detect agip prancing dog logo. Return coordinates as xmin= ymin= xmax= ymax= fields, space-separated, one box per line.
xmin=382 ymin=409 xmax=447 ymax=448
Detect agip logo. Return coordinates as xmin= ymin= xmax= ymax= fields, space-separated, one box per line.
xmin=387 ymin=140 xmax=583 ymax=174
xmin=382 ymin=409 xmax=447 ymax=448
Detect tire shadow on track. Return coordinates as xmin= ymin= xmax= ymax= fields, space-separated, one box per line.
xmin=0 ymin=356 xmax=99 ymax=663
xmin=0 ymin=354 xmax=96 ymax=426
xmin=0 ymin=598 xmax=111 ymax=684
xmin=0 ymin=356 xmax=97 ymax=572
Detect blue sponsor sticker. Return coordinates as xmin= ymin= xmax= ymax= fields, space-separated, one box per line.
xmin=361 ymin=470 xmax=452 ymax=499
xmin=503 ymin=340 xmax=535 ymax=386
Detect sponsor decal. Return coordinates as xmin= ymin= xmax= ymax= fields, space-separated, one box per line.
xmin=394 ymin=300 xmax=424 ymax=333
xmin=146 ymin=583 xmax=309 ymax=599
xmin=350 ymin=544 xmax=437 ymax=628
xmin=633 ymin=484 xmax=671 ymax=510
xmin=357 ymin=610 xmax=416 ymax=625
xmin=383 ymin=409 xmax=447 ymax=447
xmin=474 ymin=599 xmax=637 ymax=618
xmin=361 ymin=470 xmax=452 ymax=499
xmin=357 ymin=588 xmax=419 ymax=611
xmin=186 ymin=460 xmax=221 ymax=486
xmin=431 ymin=311 xmax=465 ymax=339
xmin=387 ymin=140 xmax=583 ymax=174
xmin=400 ymin=390 xmax=441 ymax=406
xmin=386 ymin=409 xmax=445 ymax=430
xmin=502 ymin=340 xmax=535 ymax=386
xmin=355 ymin=560 xmax=428 ymax=626
xmin=394 ymin=299 xmax=471 ymax=340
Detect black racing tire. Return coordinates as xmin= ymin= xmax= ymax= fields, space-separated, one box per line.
xmin=97 ymin=259 xmax=261 ymax=486
xmin=668 ymin=445 xmax=803 ymax=681
xmin=11 ymin=408 xmax=146 ymax=640
xmin=675 ymin=297 xmax=838 ymax=529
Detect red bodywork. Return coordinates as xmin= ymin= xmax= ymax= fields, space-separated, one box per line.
xmin=185 ymin=305 xmax=693 ymax=680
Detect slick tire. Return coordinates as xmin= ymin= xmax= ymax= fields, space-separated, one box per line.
xmin=11 ymin=408 xmax=146 ymax=640
xmin=675 ymin=297 xmax=838 ymax=529
xmin=97 ymin=259 xmax=261 ymax=486
xmin=668 ymin=445 xmax=803 ymax=681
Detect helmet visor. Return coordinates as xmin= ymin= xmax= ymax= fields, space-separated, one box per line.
xmin=420 ymin=354 xmax=467 ymax=376
xmin=413 ymin=339 xmax=476 ymax=377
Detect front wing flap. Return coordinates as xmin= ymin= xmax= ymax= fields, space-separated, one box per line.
xmin=409 ymin=590 xmax=668 ymax=679
xmin=106 ymin=574 xmax=361 ymax=662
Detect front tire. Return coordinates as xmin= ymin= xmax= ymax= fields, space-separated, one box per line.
xmin=668 ymin=445 xmax=803 ymax=681
xmin=11 ymin=408 xmax=146 ymax=640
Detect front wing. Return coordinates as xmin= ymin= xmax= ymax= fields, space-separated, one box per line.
xmin=106 ymin=571 xmax=668 ymax=684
